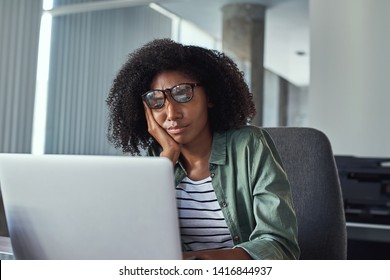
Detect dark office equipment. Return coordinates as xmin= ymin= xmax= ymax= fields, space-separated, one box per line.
xmin=335 ymin=155 xmax=390 ymax=259
xmin=335 ymin=155 xmax=390 ymax=225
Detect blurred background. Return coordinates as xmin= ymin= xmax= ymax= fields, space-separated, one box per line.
xmin=2 ymin=0 xmax=390 ymax=158
xmin=1 ymin=0 xmax=389 ymax=259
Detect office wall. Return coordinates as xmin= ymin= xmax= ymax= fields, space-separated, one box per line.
xmin=0 ymin=0 xmax=42 ymax=153
xmin=309 ymin=0 xmax=390 ymax=157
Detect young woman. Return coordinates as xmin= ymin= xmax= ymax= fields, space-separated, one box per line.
xmin=106 ymin=38 xmax=300 ymax=260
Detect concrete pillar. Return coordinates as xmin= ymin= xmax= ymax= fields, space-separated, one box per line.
xmin=222 ymin=3 xmax=266 ymax=126
xmin=309 ymin=0 xmax=390 ymax=157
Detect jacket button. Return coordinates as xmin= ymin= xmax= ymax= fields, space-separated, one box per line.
xmin=210 ymin=173 xmax=215 ymax=178
xmin=221 ymin=201 xmax=228 ymax=208
xmin=233 ymin=236 xmax=240 ymax=242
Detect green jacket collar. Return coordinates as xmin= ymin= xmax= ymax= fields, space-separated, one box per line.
xmin=209 ymin=131 xmax=227 ymax=165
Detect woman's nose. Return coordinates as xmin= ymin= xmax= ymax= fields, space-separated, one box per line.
xmin=165 ymin=98 xmax=182 ymax=121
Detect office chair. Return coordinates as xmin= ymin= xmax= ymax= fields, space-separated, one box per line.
xmin=263 ymin=127 xmax=347 ymax=260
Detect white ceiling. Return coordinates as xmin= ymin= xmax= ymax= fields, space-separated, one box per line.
xmin=158 ymin=0 xmax=310 ymax=86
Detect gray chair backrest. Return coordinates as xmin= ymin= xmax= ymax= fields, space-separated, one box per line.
xmin=263 ymin=127 xmax=347 ymax=260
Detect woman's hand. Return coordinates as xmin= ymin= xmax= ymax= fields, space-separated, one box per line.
xmin=144 ymin=102 xmax=181 ymax=164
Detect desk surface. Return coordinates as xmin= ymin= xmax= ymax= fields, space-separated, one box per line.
xmin=0 ymin=236 xmax=13 ymax=260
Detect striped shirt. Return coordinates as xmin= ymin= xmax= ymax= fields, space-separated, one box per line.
xmin=175 ymin=176 xmax=234 ymax=251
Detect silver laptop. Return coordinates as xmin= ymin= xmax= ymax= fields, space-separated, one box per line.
xmin=0 ymin=154 xmax=182 ymax=260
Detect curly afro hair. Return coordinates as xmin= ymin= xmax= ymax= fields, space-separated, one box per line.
xmin=106 ymin=38 xmax=256 ymax=155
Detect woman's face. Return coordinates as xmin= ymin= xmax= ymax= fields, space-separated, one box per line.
xmin=148 ymin=70 xmax=212 ymax=147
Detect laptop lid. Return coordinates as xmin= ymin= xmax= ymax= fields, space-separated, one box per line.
xmin=0 ymin=154 xmax=182 ymax=260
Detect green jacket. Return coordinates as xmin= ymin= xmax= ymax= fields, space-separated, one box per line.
xmin=148 ymin=125 xmax=300 ymax=260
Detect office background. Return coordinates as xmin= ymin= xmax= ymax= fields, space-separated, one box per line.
xmin=2 ymin=0 xmax=390 ymax=157
xmin=1 ymin=0 xmax=389 ymax=259
xmin=1 ymin=0 xmax=311 ymax=155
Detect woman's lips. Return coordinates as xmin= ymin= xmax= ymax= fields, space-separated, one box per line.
xmin=167 ymin=125 xmax=186 ymax=134
xmin=163 ymin=120 xmax=187 ymax=135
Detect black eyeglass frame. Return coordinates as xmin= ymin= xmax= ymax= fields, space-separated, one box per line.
xmin=142 ymin=83 xmax=201 ymax=109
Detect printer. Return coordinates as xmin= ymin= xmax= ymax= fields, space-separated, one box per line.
xmin=335 ymin=155 xmax=390 ymax=225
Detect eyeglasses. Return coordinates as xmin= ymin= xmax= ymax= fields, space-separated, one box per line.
xmin=142 ymin=83 xmax=200 ymax=109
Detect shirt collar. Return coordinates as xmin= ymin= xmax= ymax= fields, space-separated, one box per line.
xmin=210 ymin=130 xmax=227 ymax=165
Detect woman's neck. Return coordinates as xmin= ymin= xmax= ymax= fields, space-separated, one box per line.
xmin=180 ymin=133 xmax=213 ymax=181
